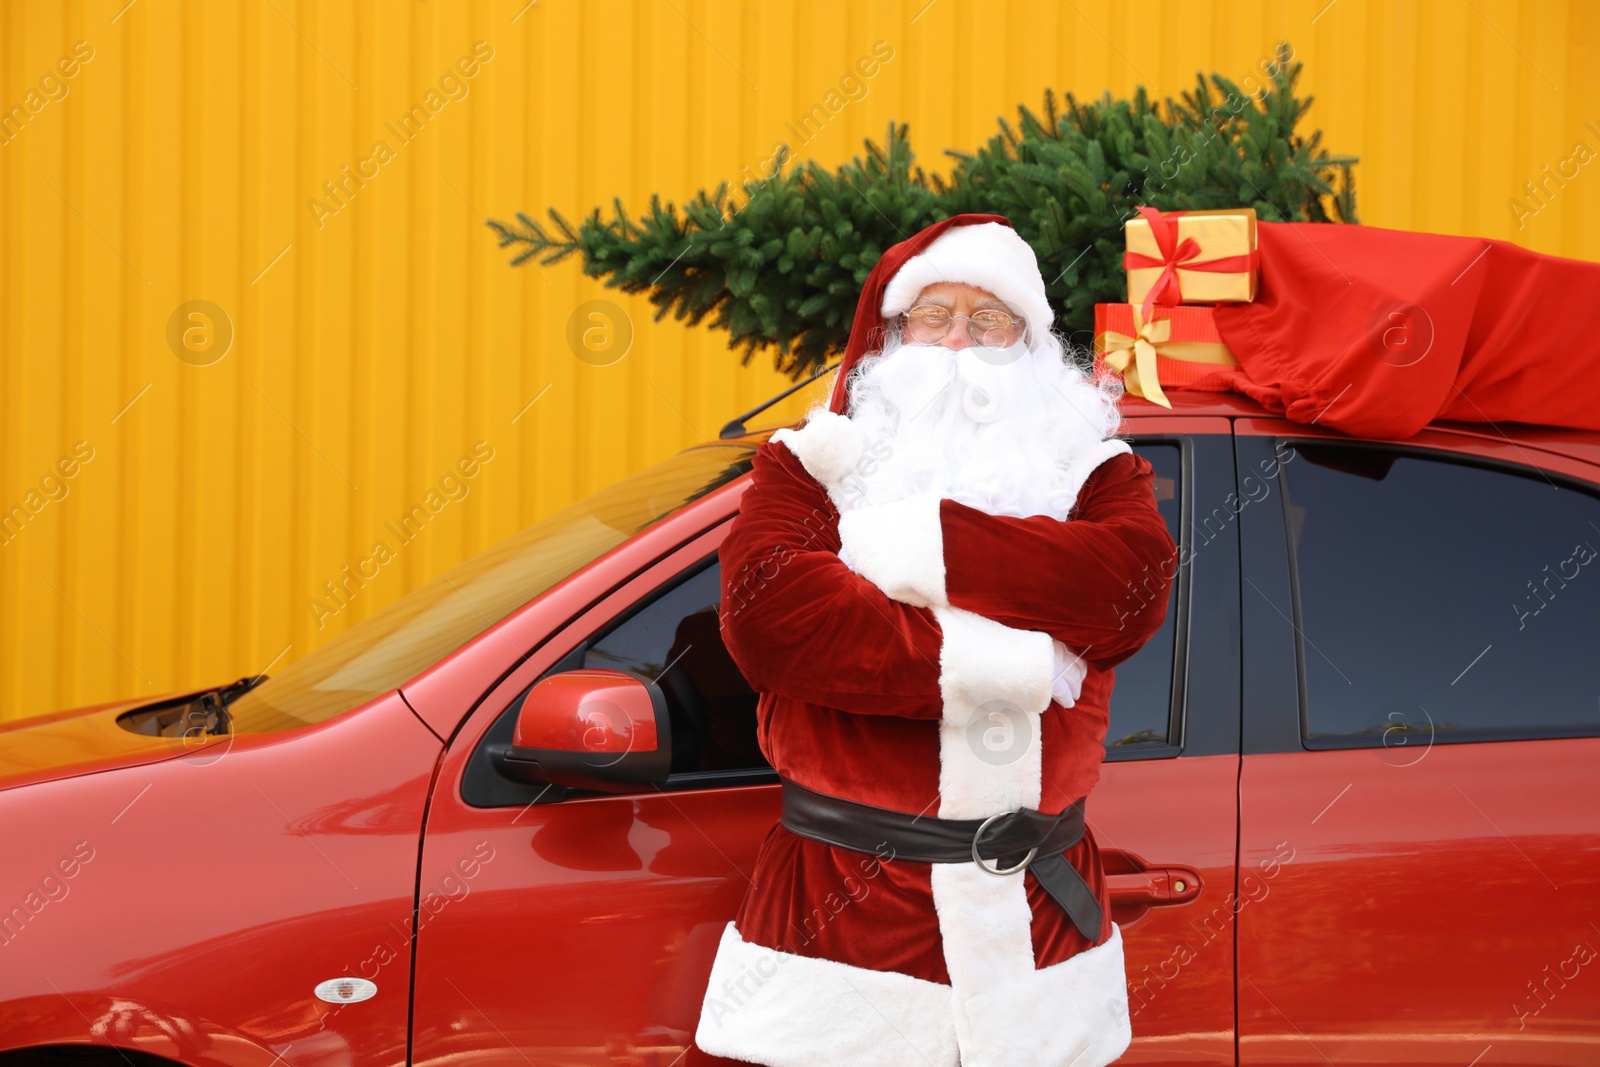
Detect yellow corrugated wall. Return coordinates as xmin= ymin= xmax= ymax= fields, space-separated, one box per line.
xmin=1 ymin=0 xmax=1594 ymax=719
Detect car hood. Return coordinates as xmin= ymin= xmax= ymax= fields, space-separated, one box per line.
xmin=0 ymin=689 xmax=228 ymax=793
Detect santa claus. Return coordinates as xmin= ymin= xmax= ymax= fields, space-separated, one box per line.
xmin=694 ymin=214 xmax=1177 ymax=1067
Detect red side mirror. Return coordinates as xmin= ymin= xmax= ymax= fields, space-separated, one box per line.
xmin=503 ymin=668 xmax=671 ymax=792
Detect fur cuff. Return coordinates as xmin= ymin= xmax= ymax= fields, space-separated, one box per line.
xmin=837 ymin=492 xmax=947 ymax=608
xmin=1059 ymin=438 xmax=1133 ymax=513
xmin=694 ymin=922 xmax=959 ymax=1067
xmin=933 ymin=605 xmax=1054 ymax=728
xmin=769 ymin=410 xmax=865 ymax=487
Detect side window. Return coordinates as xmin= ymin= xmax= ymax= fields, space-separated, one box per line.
xmin=1281 ymin=442 xmax=1600 ymax=743
xmin=1106 ymin=441 xmax=1182 ymax=750
xmin=582 ymin=558 xmax=769 ymax=775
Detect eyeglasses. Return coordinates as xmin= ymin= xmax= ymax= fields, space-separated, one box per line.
xmin=901 ymin=304 xmax=1025 ymax=348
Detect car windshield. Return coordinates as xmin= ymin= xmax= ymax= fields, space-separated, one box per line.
xmin=226 ymin=442 xmax=758 ymax=733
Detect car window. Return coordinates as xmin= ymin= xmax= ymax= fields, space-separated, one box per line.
xmin=1105 ymin=441 xmax=1182 ymax=750
xmin=583 ymin=559 xmax=768 ymax=776
xmin=1280 ymin=442 xmax=1600 ymax=743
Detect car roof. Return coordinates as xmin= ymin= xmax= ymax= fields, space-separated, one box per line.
xmin=734 ymin=387 xmax=1600 ymax=469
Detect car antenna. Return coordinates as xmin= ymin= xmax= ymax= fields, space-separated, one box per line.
xmin=719 ymin=359 xmax=841 ymax=439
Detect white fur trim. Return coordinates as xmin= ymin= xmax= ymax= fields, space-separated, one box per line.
xmin=930 ymin=668 xmax=1128 ymax=1066
xmin=955 ymin=921 xmax=1134 ymax=1067
xmin=694 ymin=921 xmax=959 ymax=1067
xmin=930 ymin=586 xmax=1130 ymax=1067
xmin=935 ymin=702 xmax=1042 ymax=818
xmin=769 ymin=409 xmax=865 ymax=488
xmin=880 ymin=223 xmax=1054 ymax=340
xmin=933 ymin=605 xmax=1054 ymax=731
xmin=1058 ymin=438 xmax=1133 ymax=514
xmin=931 ymin=861 xmax=1038 ymax=994
xmin=933 ymin=603 xmax=1045 ymax=818
xmin=836 ymin=492 xmax=948 ymax=608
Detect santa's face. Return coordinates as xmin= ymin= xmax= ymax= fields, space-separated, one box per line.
xmin=898 ymin=282 xmax=1028 ymax=352
xmin=835 ymin=284 xmax=1123 ymax=522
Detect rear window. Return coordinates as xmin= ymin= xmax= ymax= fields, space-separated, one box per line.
xmin=1280 ymin=443 xmax=1600 ymax=744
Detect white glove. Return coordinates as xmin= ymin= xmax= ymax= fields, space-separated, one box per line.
xmin=1050 ymin=640 xmax=1088 ymax=708
xmin=838 ymin=544 xmax=857 ymax=573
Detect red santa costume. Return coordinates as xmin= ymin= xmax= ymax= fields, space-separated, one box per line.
xmin=694 ymin=214 xmax=1176 ymax=1067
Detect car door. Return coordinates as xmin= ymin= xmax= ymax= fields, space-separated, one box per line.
xmin=1234 ymin=421 xmax=1600 ymax=1065
xmin=408 ymin=523 xmax=779 ymax=1067
xmin=409 ymin=427 xmax=1240 ymax=1066
xmin=1098 ymin=418 xmax=1241 ymax=1065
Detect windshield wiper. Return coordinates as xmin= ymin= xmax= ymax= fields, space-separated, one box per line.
xmin=116 ymin=674 xmax=269 ymax=739
xmin=213 ymin=673 xmax=268 ymax=706
xmin=188 ymin=674 xmax=270 ymax=736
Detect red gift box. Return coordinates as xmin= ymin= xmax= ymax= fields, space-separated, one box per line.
xmin=1092 ymin=303 xmax=1239 ymax=408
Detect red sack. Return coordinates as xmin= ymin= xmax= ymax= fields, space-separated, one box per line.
xmin=1202 ymin=221 xmax=1600 ymax=439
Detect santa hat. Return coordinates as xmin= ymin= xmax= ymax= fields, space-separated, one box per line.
xmin=826 ymin=214 xmax=1053 ymax=414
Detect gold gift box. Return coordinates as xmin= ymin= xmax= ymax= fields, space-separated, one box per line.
xmin=1124 ymin=207 xmax=1259 ymax=310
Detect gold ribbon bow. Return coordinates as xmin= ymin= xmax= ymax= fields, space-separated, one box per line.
xmin=1098 ymin=306 xmax=1237 ymax=409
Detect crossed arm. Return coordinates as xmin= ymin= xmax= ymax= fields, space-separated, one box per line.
xmin=718 ymin=430 xmax=1177 ymax=718
xmin=933 ymin=451 xmax=1177 ymax=670
xmin=717 ymin=438 xmax=948 ymax=718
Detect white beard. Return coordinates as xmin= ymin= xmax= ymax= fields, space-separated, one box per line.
xmin=830 ymin=331 xmax=1124 ymax=521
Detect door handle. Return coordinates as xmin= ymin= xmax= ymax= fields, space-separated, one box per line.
xmin=1107 ymin=865 xmax=1203 ymax=906
xmin=1102 ymin=852 xmax=1204 ymax=926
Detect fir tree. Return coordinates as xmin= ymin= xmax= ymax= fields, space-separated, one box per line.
xmin=489 ymin=43 xmax=1356 ymax=379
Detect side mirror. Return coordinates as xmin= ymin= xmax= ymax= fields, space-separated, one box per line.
xmin=501 ymin=668 xmax=671 ymax=792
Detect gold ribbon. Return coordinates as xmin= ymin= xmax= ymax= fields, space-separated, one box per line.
xmin=1098 ymin=306 xmax=1236 ymax=409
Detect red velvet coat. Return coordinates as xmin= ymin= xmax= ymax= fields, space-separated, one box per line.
xmin=694 ymin=410 xmax=1176 ymax=1067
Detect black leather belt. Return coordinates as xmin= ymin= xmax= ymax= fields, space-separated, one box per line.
xmin=778 ymin=777 xmax=1104 ymax=942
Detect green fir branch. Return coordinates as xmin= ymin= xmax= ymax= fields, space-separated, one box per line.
xmin=489 ymin=41 xmax=1357 ymax=379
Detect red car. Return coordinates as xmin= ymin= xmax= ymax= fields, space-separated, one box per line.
xmin=3 ymin=391 xmax=1598 ymax=1067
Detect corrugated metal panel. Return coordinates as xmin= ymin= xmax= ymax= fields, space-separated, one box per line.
xmin=1 ymin=0 xmax=1594 ymax=718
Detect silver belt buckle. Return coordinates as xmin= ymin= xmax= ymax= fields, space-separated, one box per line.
xmin=971 ymin=811 xmax=1037 ymax=876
